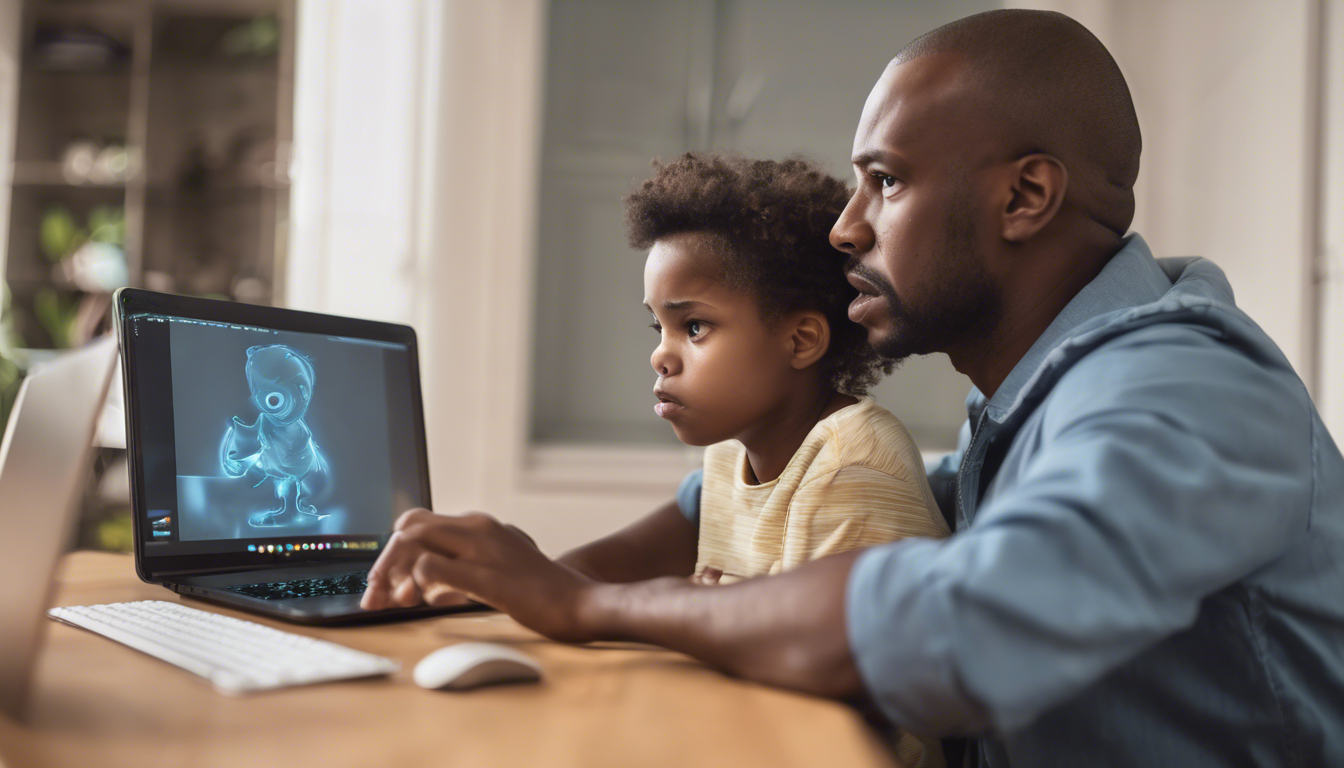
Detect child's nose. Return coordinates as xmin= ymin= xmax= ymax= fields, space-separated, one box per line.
xmin=650 ymin=342 xmax=679 ymax=376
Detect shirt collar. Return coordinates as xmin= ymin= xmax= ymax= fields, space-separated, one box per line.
xmin=976 ymin=233 xmax=1173 ymax=420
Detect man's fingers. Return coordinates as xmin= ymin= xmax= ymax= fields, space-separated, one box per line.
xmin=362 ymin=531 xmax=421 ymax=610
xmin=413 ymin=551 xmax=487 ymax=606
xmin=360 ymin=533 xmax=399 ymax=610
xmin=397 ymin=520 xmax=479 ymax=560
xmin=395 ymin=512 xmax=515 ymax=561
xmin=391 ymin=568 xmax=425 ymax=608
xmin=393 ymin=507 xmax=436 ymax=532
xmin=360 ymin=566 xmax=386 ymax=610
xmin=366 ymin=510 xmax=531 ymax=612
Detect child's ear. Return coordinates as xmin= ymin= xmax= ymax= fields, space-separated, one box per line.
xmin=786 ymin=311 xmax=830 ymax=370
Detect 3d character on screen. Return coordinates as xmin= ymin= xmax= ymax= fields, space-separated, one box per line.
xmin=220 ymin=345 xmax=330 ymax=528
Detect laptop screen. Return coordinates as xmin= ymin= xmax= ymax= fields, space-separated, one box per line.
xmin=118 ymin=290 xmax=429 ymax=576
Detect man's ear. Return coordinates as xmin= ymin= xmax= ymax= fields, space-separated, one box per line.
xmin=1001 ymin=154 xmax=1068 ymax=242
xmin=786 ymin=311 xmax=831 ymax=370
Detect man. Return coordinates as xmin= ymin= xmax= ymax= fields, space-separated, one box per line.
xmin=362 ymin=9 xmax=1344 ymax=766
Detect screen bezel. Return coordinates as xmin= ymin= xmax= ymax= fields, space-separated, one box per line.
xmin=114 ymin=288 xmax=432 ymax=583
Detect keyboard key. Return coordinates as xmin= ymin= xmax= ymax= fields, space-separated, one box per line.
xmin=227 ymin=571 xmax=370 ymax=600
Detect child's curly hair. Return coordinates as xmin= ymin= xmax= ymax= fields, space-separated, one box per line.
xmin=625 ymin=153 xmax=893 ymax=395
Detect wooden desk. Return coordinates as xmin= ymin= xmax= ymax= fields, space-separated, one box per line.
xmin=0 ymin=552 xmax=900 ymax=768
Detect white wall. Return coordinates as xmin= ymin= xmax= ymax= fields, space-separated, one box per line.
xmin=1121 ymin=0 xmax=1319 ymax=385
xmin=291 ymin=1 xmax=696 ymax=555
xmin=420 ymin=1 xmax=710 ymax=554
xmin=287 ymin=1 xmax=430 ymax=325
xmin=1012 ymin=0 xmax=1326 ymax=392
xmin=1320 ymin=0 xmax=1343 ymax=441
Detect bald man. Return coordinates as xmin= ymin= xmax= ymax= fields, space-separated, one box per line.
xmin=362 ymin=10 xmax=1344 ymax=767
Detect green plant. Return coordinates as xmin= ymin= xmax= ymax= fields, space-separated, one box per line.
xmin=95 ymin=508 xmax=134 ymax=553
xmin=222 ymin=15 xmax=279 ymax=58
xmin=87 ymin=205 xmax=126 ymax=248
xmin=39 ymin=204 xmax=125 ymax=263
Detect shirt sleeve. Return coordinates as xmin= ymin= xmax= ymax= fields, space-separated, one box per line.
xmin=675 ymin=468 xmax=703 ymax=529
xmin=845 ymin=327 xmax=1314 ymax=736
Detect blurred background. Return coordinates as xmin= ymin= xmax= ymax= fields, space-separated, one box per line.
xmin=1 ymin=0 xmax=1340 ymax=555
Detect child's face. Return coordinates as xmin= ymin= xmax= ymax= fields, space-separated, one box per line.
xmin=643 ymin=233 xmax=802 ymax=446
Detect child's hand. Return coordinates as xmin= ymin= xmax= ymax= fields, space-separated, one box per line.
xmin=691 ymin=567 xmax=723 ymax=586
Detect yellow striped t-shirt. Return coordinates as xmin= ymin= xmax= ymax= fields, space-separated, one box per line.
xmin=695 ymin=396 xmax=950 ymax=582
xmin=694 ymin=395 xmax=951 ymax=768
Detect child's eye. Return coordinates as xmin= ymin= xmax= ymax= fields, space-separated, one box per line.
xmin=649 ymin=318 xmax=662 ymax=333
xmin=687 ymin=321 xmax=704 ymax=339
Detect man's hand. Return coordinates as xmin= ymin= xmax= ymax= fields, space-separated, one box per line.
xmin=361 ymin=508 xmax=864 ymax=700
xmin=360 ymin=509 xmax=599 ymax=642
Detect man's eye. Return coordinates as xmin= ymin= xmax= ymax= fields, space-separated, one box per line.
xmin=871 ymin=172 xmax=898 ymax=188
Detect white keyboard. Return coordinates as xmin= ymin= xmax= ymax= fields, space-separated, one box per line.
xmin=48 ymin=600 xmax=400 ymax=695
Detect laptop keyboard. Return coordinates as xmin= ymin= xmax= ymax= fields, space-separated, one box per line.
xmin=227 ymin=571 xmax=370 ymax=601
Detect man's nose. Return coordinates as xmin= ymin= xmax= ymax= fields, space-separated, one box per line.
xmin=829 ymin=193 xmax=875 ymax=255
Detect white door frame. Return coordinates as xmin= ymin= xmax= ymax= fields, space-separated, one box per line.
xmin=292 ymin=0 xmax=694 ymax=554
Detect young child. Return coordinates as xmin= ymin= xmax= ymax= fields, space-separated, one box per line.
xmin=558 ymin=153 xmax=949 ymax=768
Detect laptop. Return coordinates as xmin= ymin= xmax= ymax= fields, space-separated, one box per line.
xmin=113 ymin=288 xmax=482 ymax=625
xmin=0 ymin=336 xmax=117 ymax=720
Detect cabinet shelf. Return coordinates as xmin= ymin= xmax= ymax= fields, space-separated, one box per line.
xmin=2 ymin=0 xmax=295 ymax=350
xmin=11 ymin=161 xmax=135 ymax=188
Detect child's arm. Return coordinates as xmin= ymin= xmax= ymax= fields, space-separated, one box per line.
xmin=557 ymin=499 xmax=698 ymax=583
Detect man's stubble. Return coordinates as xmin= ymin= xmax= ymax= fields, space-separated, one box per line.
xmin=846 ymin=184 xmax=1003 ymax=363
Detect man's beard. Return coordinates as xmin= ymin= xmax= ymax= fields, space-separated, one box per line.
xmin=845 ymin=194 xmax=1002 ymax=362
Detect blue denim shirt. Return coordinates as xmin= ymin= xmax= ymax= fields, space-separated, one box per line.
xmin=677 ymin=234 xmax=1344 ymax=766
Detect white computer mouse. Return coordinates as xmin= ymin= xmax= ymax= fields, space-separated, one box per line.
xmin=412 ymin=642 xmax=542 ymax=690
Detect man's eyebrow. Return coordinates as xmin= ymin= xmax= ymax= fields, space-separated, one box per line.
xmin=851 ymin=149 xmax=906 ymax=168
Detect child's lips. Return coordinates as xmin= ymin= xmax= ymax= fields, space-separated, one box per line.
xmin=655 ymin=401 xmax=683 ymax=418
xmin=653 ymin=389 xmax=684 ymax=418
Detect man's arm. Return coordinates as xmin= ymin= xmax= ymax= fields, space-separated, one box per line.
xmin=556 ymin=499 xmax=698 ymax=582
xmin=361 ymin=509 xmax=864 ymax=699
xmin=847 ymin=327 xmax=1316 ymax=735
xmin=580 ymin=551 xmax=864 ymax=698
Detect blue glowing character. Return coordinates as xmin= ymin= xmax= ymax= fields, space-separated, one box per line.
xmin=220 ymin=345 xmax=330 ymax=528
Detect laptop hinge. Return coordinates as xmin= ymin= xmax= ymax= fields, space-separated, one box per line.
xmin=150 ymin=559 xmax=375 ymax=582
xmin=149 ymin=563 xmax=285 ymax=580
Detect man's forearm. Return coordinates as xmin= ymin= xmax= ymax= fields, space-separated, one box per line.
xmin=577 ymin=549 xmax=866 ymax=699
xmin=363 ymin=509 xmax=864 ymax=701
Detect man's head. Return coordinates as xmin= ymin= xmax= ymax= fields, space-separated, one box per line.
xmin=830 ymin=9 xmax=1141 ymax=367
